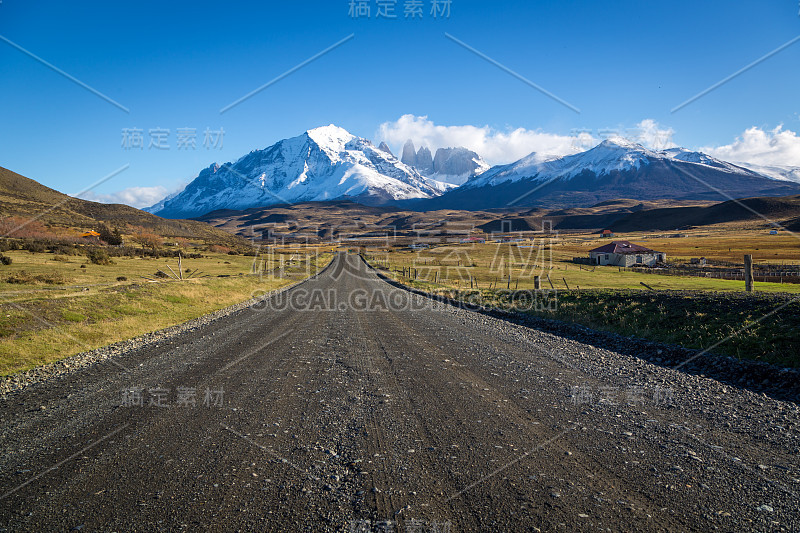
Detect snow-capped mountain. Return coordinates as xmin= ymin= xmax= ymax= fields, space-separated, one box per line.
xmin=400 ymin=140 xmax=489 ymax=185
xmin=467 ymin=139 xmax=755 ymax=188
xmin=420 ymin=138 xmax=800 ymax=210
xmin=145 ymin=186 xmax=185 ymax=215
xmin=730 ymin=162 xmax=800 ymax=184
xmin=147 ymin=125 xmax=454 ymax=219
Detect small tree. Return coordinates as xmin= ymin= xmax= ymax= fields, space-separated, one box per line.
xmin=97 ymin=224 xmax=123 ymax=246
xmin=132 ymin=232 xmax=162 ymax=254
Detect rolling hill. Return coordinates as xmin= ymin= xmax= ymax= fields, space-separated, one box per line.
xmin=0 ymin=165 xmax=249 ymax=246
xmin=608 ymin=194 xmax=800 ymax=232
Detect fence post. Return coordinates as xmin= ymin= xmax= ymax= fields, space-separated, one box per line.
xmin=744 ymin=254 xmax=753 ymax=292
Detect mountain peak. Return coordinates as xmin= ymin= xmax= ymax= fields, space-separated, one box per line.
xmin=377 ymin=142 xmax=394 ymax=157
xmin=148 ymin=126 xmax=451 ymax=218
xmin=596 ymin=137 xmax=648 ymax=151
xmin=305 ymin=125 xmax=355 ymax=151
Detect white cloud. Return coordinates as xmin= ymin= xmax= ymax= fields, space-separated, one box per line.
xmin=632 ymin=119 xmax=676 ymax=150
xmin=376 ymin=115 xmax=677 ymax=165
xmin=377 ymin=115 xmax=588 ymax=165
xmin=79 ymin=185 xmax=177 ymax=209
xmin=702 ymin=126 xmax=800 ymax=168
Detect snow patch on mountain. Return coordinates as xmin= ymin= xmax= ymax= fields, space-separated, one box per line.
xmin=465 ymin=138 xmax=763 ymax=189
xmin=147 ymin=125 xmax=453 ymax=218
xmin=730 ymin=162 xmax=800 ymax=183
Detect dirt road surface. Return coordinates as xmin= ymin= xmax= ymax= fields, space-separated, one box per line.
xmin=1 ymin=253 xmax=798 ymax=532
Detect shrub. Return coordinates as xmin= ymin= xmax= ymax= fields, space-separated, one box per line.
xmin=4 ymin=270 xmax=70 ymax=285
xmin=98 ymin=225 xmax=123 ymax=246
xmin=22 ymin=241 xmax=46 ymax=253
xmin=154 ymin=270 xmax=169 ymax=278
xmin=116 ymin=276 xmax=127 ymax=282
xmin=5 ymin=270 xmax=34 ymax=284
xmin=0 ymin=254 xmax=11 ymax=266
xmin=53 ymin=255 xmax=70 ymax=262
xmin=87 ymin=248 xmax=114 ymax=265
xmin=37 ymin=271 xmax=70 ymax=284
xmin=52 ymin=244 xmax=80 ymax=256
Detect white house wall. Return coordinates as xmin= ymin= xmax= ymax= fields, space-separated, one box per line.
xmin=590 ymin=252 xmax=665 ymax=266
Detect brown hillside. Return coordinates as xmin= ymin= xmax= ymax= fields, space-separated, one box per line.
xmin=0 ymin=166 xmax=248 ymax=246
xmin=609 ymin=195 xmax=800 ymax=232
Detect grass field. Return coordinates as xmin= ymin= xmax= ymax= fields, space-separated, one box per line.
xmin=0 ymin=248 xmax=332 ymax=375
xmin=364 ymin=227 xmax=800 ymax=367
xmin=559 ymin=227 xmax=800 ymax=264
xmin=365 ymin=233 xmax=800 ymax=294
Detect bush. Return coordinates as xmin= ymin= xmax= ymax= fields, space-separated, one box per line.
xmin=4 ymin=270 xmax=70 ymax=285
xmin=86 ymin=248 xmax=114 ymax=265
xmin=5 ymin=270 xmax=34 ymax=284
xmin=154 ymin=270 xmax=169 ymax=278
xmin=53 ymin=255 xmax=70 ymax=262
xmin=36 ymin=271 xmax=70 ymax=285
xmin=116 ymin=276 xmax=127 ymax=282
xmin=22 ymin=241 xmax=46 ymax=253
xmin=97 ymin=225 xmax=123 ymax=246
xmin=0 ymin=254 xmax=11 ymax=266
xmin=52 ymin=244 xmax=80 ymax=256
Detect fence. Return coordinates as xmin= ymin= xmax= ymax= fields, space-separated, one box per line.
xmin=620 ymin=266 xmax=800 ymax=284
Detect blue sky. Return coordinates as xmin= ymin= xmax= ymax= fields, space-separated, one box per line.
xmin=1 ymin=0 xmax=799 ymax=206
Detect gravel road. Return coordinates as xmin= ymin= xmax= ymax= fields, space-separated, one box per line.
xmin=1 ymin=253 xmax=798 ymax=532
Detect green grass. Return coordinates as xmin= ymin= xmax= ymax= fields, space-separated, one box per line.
xmin=530 ymin=290 xmax=800 ymax=368
xmin=60 ymin=310 xmax=86 ymax=322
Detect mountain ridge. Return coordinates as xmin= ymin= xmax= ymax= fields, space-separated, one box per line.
xmin=418 ymin=138 xmax=800 ymax=210
xmin=149 ymin=125 xmax=454 ymax=219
